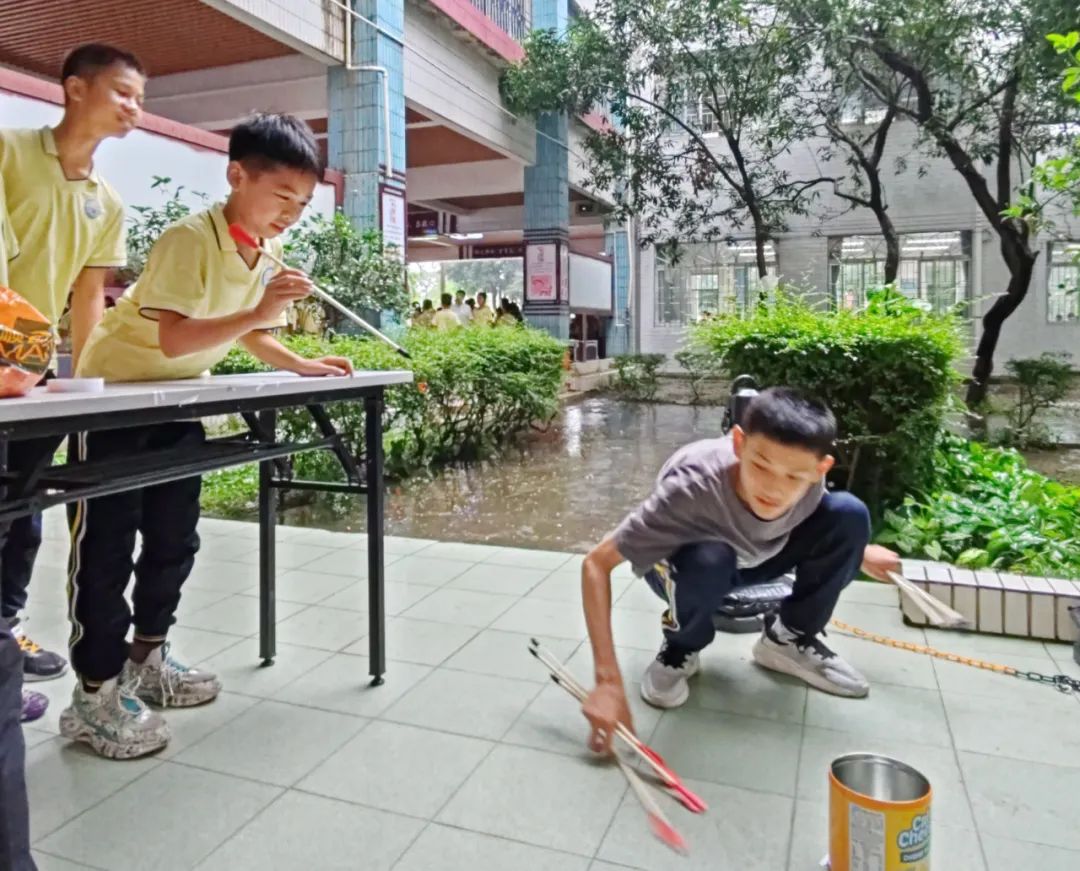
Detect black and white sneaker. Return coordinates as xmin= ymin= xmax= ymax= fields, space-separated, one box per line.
xmin=12 ymin=620 xmax=68 ymax=682
xmin=640 ymin=641 xmax=701 ymax=708
xmin=753 ymin=614 xmax=869 ymax=698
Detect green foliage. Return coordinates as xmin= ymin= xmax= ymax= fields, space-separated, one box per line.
xmin=501 ymin=1 xmax=827 ymax=271
xmin=284 ymin=211 xmax=409 ymax=328
xmin=691 ymin=288 xmax=964 ymax=515
xmin=120 ymin=176 xmax=208 ymax=284
xmin=200 ymin=464 xmax=259 ymax=518
xmin=612 ymin=353 xmax=665 ymax=402
xmin=878 ymin=435 xmax=1080 ymax=578
xmin=999 ymin=352 xmax=1076 ymax=447
xmin=674 ymin=345 xmax=726 ymax=405
xmin=210 ymin=327 xmax=565 ymax=484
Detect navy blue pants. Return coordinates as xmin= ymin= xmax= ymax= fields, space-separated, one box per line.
xmin=644 ymin=491 xmax=870 ymax=654
xmin=0 ymin=620 xmax=35 ymax=870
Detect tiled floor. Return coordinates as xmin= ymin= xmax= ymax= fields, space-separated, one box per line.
xmin=19 ymin=509 xmax=1080 ymax=870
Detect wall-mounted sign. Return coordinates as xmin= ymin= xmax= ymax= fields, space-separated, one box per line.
xmin=380 ymin=185 xmax=406 ymax=260
xmin=526 ymin=243 xmax=558 ymax=302
xmin=467 ymin=243 xmax=526 ymax=260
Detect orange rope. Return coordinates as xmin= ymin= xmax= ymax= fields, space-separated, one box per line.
xmin=829 ymin=619 xmax=1019 ymax=676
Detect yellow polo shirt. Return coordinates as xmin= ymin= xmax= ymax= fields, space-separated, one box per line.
xmin=0 ymin=174 xmax=17 ymax=288
xmin=78 ymin=204 xmax=286 ymax=382
xmin=0 ymin=127 xmax=126 ymax=324
xmin=433 ymin=308 xmax=461 ymax=332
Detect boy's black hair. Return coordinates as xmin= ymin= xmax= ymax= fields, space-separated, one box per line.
xmin=229 ymin=113 xmax=323 ymax=179
xmin=741 ymin=387 xmax=836 ymax=457
xmin=422 ymin=299 xmax=434 ymax=310
xmin=440 ymin=292 xmax=452 ymax=307
xmin=61 ymin=44 xmax=145 ymax=85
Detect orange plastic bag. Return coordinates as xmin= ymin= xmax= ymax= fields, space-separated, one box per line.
xmin=0 ymin=286 xmax=54 ymax=398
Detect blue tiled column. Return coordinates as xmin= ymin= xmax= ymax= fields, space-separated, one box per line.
xmin=522 ymin=0 xmax=571 ymax=340
xmin=327 ymin=0 xmax=406 ymax=230
xmin=604 ymin=223 xmax=632 ymax=355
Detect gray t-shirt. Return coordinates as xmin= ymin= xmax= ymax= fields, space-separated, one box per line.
xmin=612 ymin=435 xmax=824 ymax=576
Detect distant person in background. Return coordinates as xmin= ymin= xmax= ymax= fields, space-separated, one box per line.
xmin=466 ymin=298 xmax=475 ymax=318
xmin=495 ymin=298 xmax=523 ymax=327
xmin=472 ymin=291 xmax=495 ymax=327
xmin=451 ymin=289 xmax=471 ymax=325
xmin=434 ymin=292 xmax=462 ymax=332
xmin=413 ymin=299 xmax=435 ymax=329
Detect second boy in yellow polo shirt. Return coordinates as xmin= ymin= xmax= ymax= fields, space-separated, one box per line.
xmin=63 ymin=113 xmax=351 ymax=760
xmin=0 ymin=43 xmax=145 ymax=696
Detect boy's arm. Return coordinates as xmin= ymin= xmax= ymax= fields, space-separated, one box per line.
xmin=580 ymin=536 xmax=637 ymax=753
xmin=69 ymin=267 xmax=108 ymax=369
xmin=155 ymin=267 xmax=314 ymax=358
xmin=238 ymin=330 xmax=352 ymax=377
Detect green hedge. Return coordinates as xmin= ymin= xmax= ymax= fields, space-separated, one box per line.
xmin=211 ymin=327 xmax=566 ymax=482
xmin=878 ymin=435 xmax=1080 ymax=578
xmin=691 ymin=290 xmax=964 ymax=516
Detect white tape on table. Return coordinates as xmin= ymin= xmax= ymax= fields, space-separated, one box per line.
xmin=46 ymin=378 xmax=105 ymax=394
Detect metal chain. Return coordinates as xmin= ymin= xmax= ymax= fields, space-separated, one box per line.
xmin=829 ymin=619 xmax=1080 ymax=696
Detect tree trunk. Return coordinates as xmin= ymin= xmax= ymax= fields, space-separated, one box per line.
xmin=877 ymin=209 xmax=900 ymax=285
xmin=754 ymin=234 xmax=768 ymax=279
xmin=964 ymin=241 xmax=1036 ymax=407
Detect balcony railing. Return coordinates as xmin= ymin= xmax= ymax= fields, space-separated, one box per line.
xmin=468 ymin=0 xmax=531 ymax=44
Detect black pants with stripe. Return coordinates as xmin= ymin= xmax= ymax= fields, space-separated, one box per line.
xmin=0 ymin=619 xmax=35 ymax=870
xmin=67 ymin=422 xmax=204 ymax=682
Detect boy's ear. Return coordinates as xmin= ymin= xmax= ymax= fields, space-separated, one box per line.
xmin=817 ymin=454 xmax=835 ymax=476
xmin=225 ymin=161 xmax=244 ymax=190
xmin=63 ymin=76 xmax=87 ymax=105
xmin=731 ymin=425 xmax=745 ymax=457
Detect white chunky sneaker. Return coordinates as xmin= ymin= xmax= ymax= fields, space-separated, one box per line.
xmin=640 ymin=642 xmax=701 ymax=709
xmin=753 ymin=614 xmax=869 ymax=698
xmin=59 ymin=677 xmax=170 ymax=760
xmin=123 ymin=642 xmax=222 ymax=708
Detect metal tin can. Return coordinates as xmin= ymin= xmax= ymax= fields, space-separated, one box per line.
xmin=829 ymin=753 xmax=932 ymax=871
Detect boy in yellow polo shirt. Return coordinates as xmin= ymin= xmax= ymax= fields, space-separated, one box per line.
xmin=63 ymin=113 xmax=351 ymax=760
xmin=0 ymin=44 xmax=145 ymax=696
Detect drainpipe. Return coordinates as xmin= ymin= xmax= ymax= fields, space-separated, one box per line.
xmin=341 ymin=0 xmax=394 ymax=184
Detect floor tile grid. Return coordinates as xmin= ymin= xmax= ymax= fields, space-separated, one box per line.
xmin=782 ymin=689 xmax=812 ymax=871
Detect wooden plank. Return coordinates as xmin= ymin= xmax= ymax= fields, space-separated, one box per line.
xmin=1024 ymin=576 xmax=1057 ymax=640
xmin=900 ymin=579 xmax=932 ymax=626
xmin=973 ymin=570 xmax=1004 ymax=635
xmin=998 ymin=573 xmax=1030 ymax=637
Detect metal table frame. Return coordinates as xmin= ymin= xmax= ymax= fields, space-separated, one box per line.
xmin=0 ymin=375 xmax=405 ymax=685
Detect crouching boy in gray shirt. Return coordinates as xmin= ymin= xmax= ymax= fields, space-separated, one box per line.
xmin=579 ymin=387 xmax=900 ymax=752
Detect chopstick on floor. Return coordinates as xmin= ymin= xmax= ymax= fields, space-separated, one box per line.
xmin=614 ymin=750 xmax=689 ymax=854
xmin=527 ymin=638 xmax=708 ymax=813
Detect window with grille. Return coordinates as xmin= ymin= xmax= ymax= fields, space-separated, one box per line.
xmin=655 ymin=241 xmax=777 ymax=325
xmin=1047 ymin=241 xmax=1080 ymax=323
xmin=828 ymin=232 xmax=971 ymax=314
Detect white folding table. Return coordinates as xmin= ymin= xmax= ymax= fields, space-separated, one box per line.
xmin=0 ymin=371 xmax=413 ymax=685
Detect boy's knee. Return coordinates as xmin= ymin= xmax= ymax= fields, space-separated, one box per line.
xmin=825 ymin=491 xmax=871 ymax=544
xmin=672 ymin=541 xmax=737 ymax=576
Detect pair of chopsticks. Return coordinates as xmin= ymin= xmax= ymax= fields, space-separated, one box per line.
xmin=528 ymin=638 xmax=701 ymax=854
xmin=227 ymin=224 xmax=411 ymax=359
xmin=886 ymin=570 xmax=972 ymax=629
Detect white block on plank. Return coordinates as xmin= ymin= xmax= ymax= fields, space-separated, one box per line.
xmin=1025 ymin=576 xmax=1057 ymax=640
xmin=1048 ymin=578 xmax=1080 ymax=643
xmin=973 ymin=570 xmax=1004 ymax=635
xmin=998 ymin=573 xmax=1029 ymax=637
xmin=948 ymin=568 xmax=979 ymax=630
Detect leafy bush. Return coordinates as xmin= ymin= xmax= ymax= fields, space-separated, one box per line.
xmin=284 ymin=211 xmax=409 ymax=329
xmin=612 ymin=353 xmax=665 ymax=401
xmin=878 ymin=434 xmax=1080 ymax=578
xmin=674 ymin=345 xmax=726 ymax=405
xmin=998 ymin=352 xmax=1075 ymax=448
xmin=120 ymin=176 xmax=208 ymax=284
xmin=691 ymin=289 xmax=964 ymax=515
xmin=210 ymin=327 xmax=566 ymax=482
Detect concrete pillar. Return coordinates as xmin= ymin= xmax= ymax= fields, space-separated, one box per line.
xmin=604 ymin=223 xmax=632 ymax=355
xmin=327 ymin=0 xmax=406 ymax=233
xmin=522 ymin=0 xmax=571 ymax=339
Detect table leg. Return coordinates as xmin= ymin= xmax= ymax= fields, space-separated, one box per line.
xmin=258 ymin=410 xmax=277 ymax=667
xmin=365 ymin=392 xmax=386 ymax=686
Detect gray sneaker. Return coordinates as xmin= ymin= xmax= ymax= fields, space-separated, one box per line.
xmin=59 ymin=678 xmax=170 ymax=759
xmin=640 ymin=642 xmax=701 ymax=709
xmin=753 ymin=614 xmax=869 ymax=698
xmin=123 ymin=642 xmax=222 ymax=708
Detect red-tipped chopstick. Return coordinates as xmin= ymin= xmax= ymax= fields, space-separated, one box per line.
xmin=614 ymin=751 xmax=689 ymax=854
xmin=227 ymin=223 xmax=411 ymax=359
xmin=528 ymin=639 xmax=708 ymax=814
